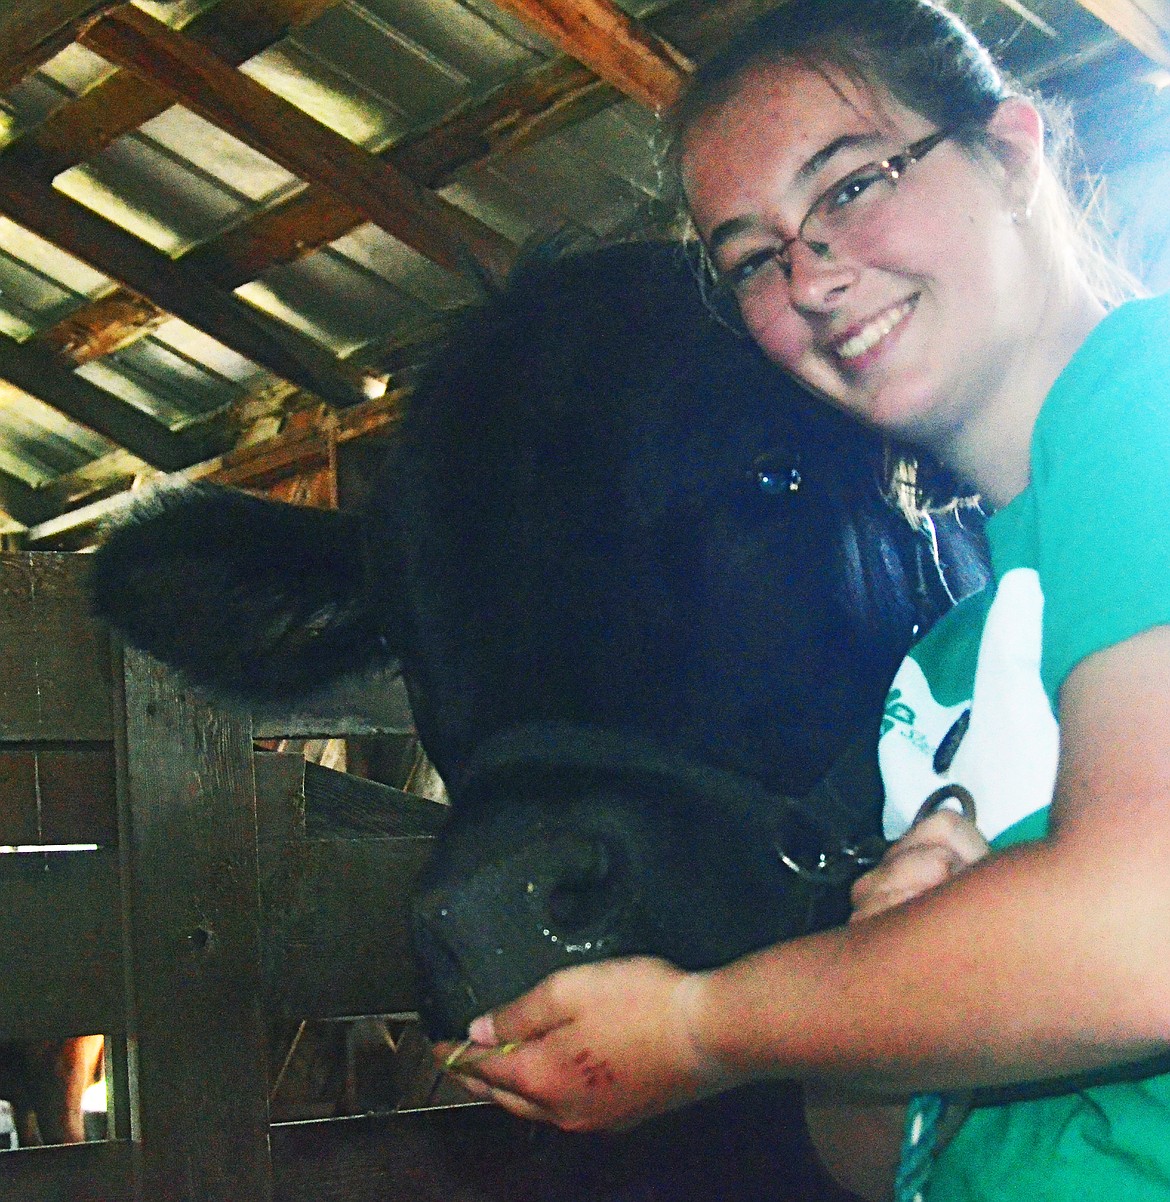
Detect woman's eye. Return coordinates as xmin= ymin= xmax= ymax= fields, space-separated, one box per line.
xmin=823 ymin=166 xmax=885 ymax=213
xmin=725 ymin=249 xmax=784 ymax=292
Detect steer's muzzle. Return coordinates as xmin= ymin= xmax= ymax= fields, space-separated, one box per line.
xmin=413 ymin=815 xmax=642 ymax=1039
xmin=412 ymin=722 xmax=882 ymax=1041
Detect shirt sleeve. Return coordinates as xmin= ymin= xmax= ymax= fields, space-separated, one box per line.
xmin=1032 ymin=294 xmax=1170 ymax=708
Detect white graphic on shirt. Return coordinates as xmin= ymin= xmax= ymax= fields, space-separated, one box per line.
xmin=881 ymin=568 xmax=1060 ymax=842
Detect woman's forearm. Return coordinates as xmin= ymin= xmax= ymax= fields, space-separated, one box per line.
xmin=693 ymin=834 xmax=1170 ymax=1093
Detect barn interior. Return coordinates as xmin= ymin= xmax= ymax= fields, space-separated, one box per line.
xmin=1 ymin=0 xmax=1169 ymax=1198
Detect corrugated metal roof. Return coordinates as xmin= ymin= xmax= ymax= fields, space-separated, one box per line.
xmin=0 ymin=0 xmax=1166 ymax=538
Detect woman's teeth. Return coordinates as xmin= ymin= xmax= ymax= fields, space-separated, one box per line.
xmin=837 ymin=301 xmax=914 ymax=361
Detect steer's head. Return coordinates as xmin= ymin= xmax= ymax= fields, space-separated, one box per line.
xmin=90 ymin=241 xmax=986 ymax=1050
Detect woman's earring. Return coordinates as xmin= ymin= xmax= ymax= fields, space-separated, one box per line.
xmin=1010 ymin=205 xmax=1033 ymax=225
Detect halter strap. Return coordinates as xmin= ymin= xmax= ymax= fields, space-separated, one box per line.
xmin=457 ymin=720 xmax=887 ymax=888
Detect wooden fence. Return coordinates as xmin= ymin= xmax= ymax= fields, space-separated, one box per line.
xmin=0 ymin=551 xmax=567 ymax=1202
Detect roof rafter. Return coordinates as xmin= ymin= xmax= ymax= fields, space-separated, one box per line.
xmin=484 ymin=0 xmax=692 ymax=110
xmin=0 ymin=142 xmax=369 ymax=409
xmin=0 ymin=334 xmax=204 ymax=472
xmin=33 ymin=0 xmax=776 ymax=370
xmin=0 ymin=0 xmax=121 ymax=93
xmin=78 ymin=5 xmax=515 ymax=279
xmin=1073 ymin=0 xmax=1170 ymax=66
xmin=18 ymin=0 xmax=346 ymax=179
xmin=0 ymin=468 xmax=55 ymax=528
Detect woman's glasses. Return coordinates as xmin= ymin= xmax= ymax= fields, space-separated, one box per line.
xmin=712 ymin=128 xmax=952 ymax=308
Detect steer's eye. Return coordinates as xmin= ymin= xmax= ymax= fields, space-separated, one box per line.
xmin=750 ymin=452 xmax=802 ymax=496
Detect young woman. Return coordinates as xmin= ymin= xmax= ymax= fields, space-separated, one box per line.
xmin=434 ymin=3 xmax=1170 ymax=1198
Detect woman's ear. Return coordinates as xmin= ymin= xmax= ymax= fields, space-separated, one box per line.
xmin=986 ymin=96 xmax=1044 ymax=218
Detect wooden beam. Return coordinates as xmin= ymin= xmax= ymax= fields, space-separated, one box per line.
xmin=21 ymin=0 xmax=346 ymax=180
xmin=44 ymin=288 xmax=170 ymax=361
xmin=120 ymin=649 xmax=274 ymax=1202
xmin=31 ymin=0 xmax=766 ymax=368
xmin=389 ymin=0 xmax=780 ymax=186
xmin=25 ymin=390 xmax=407 ymax=547
xmin=1073 ymin=0 xmax=1170 ymax=67
xmin=0 ymin=550 xmax=115 ymax=740
xmin=80 ymin=6 xmax=516 ymax=280
xmin=0 ymin=0 xmax=119 ymax=93
xmin=0 ymin=143 xmax=369 ymax=409
xmin=0 ymin=470 xmax=54 ymax=527
xmin=0 ymin=1141 xmax=134 ymax=1202
xmin=485 ymin=0 xmax=692 ymax=110
xmin=0 ymin=333 xmax=204 ymax=471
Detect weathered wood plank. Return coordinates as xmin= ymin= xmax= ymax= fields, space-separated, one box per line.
xmin=0 ymin=1138 xmax=134 ymax=1202
xmin=301 ymin=761 xmax=447 ymax=838
xmin=255 ymin=754 xmax=436 ymax=1019
xmin=0 ymin=751 xmax=38 ymax=845
xmin=269 ymin=1107 xmax=557 ymax=1202
xmin=80 ymin=7 xmax=516 ymax=280
xmin=0 ymin=745 xmax=117 ymax=846
xmin=487 ymin=0 xmax=691 ymax=110
xmin=0 ymin=554 xmax=113 ymax=742
xmin=1074 ymin=0 xmax=1170 ymax=67
xmin=40 ymin=289 xmax=169 ymax=363
xmin=120 ymin=648 xmax=272 ymax=1202
xmin=0 ymin=0 xmax=118 ymax=94
xmin=0 ymin=144 xmax=368 ymax=410
xmin=0 ymin=849 xmax=124 ymax=1039
xmin=0 ymin=470 xmax=54 ymax=529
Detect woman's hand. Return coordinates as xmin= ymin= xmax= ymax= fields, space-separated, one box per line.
xmin=432 ymin=956 xmax=739 ymax=1132
xmin=849 ymin=809 xmax=990 ymax=923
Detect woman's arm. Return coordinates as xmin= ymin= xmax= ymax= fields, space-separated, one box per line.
xmin=802 ymin=808 xmax=990 ymax=1200
xmin=438 ymin=626 xmax=1170 ymax=1131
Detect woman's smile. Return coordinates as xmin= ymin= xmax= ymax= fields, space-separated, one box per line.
xmin=831 ymin=297 xmax=917 ymax=366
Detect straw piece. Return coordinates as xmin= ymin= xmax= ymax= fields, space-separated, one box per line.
xmin=443 ymin=1040 xmax=521 ymax=1072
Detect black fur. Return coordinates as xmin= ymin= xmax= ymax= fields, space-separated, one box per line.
xmin=91 ymin=483 xmax=392 ymax=703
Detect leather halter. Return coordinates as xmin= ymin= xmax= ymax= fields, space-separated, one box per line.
xmin=456 ymin=720 xmax=888 ymax=921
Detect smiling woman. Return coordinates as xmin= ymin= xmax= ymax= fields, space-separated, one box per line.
xmin=669 ymin=10 xmax=1129 ymax=488
xmin=439 ymin=6 xmax=1170 ymax=1202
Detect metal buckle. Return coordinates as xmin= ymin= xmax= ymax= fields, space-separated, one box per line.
xmin=775 ymin=834 xmax=888 ymax=886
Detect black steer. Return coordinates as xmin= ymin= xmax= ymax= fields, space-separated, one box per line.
xmin=90 ymin=241 xmax=985 ymax=1199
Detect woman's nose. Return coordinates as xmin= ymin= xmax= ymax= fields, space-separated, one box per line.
xmin=786 ymin=239 xmax=857 ymax=311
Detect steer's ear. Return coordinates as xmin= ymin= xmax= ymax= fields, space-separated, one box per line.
xmin=89 ymin=483 xmax=399 ymax=704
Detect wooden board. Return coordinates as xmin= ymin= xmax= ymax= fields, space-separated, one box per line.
xmin=270 ymin=1106 xmax=558 ymax=1202
xmin=0 ymin=554 xmax=113 ymax=742
xmin=120 ymin=648 xmax=273 ymax=1202
xmin=0 ymin=849 xmax=124 ymax=1039
xmin=0 ymin=1138 xmax=134 ymax=1202
xmin=0 ymin=0 xmax=117 ymax=93
xmin=255 ymin=754 xmax=436 ymax=1019
xmin=0 ymin=745 xmax=117 ymax=846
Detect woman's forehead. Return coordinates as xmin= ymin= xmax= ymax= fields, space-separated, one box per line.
xmin=679 ymin=60 xmax=918 ymax=222
xmin=683 ymin=59 xmax=902 ymax=164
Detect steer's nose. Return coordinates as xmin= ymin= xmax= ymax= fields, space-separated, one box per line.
xmin=412 ymin=829 xmax=629 ymax=1039
xmin=545 ymin=834 xmax=613 ymax=931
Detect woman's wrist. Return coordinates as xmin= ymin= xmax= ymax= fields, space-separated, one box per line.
xmin=672 ymin=969 xmax=744 ymax=1090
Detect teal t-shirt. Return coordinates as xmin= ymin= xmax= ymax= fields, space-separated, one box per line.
xmin=877 ymin=293 xmax=1170 ymax=1200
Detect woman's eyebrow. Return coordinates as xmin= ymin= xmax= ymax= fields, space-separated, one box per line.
xmin=705 ymin=130 xmax=884 ymax=257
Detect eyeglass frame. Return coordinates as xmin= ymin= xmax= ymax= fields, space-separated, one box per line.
xmin=707 ymin=127 xmax=954 ymax=304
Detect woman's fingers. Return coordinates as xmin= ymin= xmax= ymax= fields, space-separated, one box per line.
xmin=432 ymin=957 xmax=725 ymax=1132
xmin=850 ymin=810 xmax=990 ymax=923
